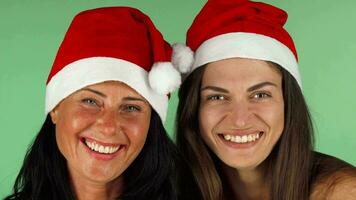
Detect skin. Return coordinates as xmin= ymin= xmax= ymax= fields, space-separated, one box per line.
xmin=198 ymin=58 xmax=356 ymax=200
xmin=199 ymin=58 xmax=284 ymax=200
xmin=50 ymin=81 xmax=151 ymax=200
xmin=310 ymin=171 xmax=356 ymax=200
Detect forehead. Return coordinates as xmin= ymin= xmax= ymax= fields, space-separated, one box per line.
xmin=88 ymin=81 xmax=134 ymax=90
xmin=76 ymin=81 xmax=144 ymax=98
xmin=202 ymin=58 xmax=282 ymax=86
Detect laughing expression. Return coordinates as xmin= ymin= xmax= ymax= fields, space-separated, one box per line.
xmin=199 ymin=58 xmax=284 ymax=170
xmin=50 ymin=81 xmax=151 ymax=184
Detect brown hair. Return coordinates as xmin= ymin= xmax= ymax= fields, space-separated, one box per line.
xmin=175 ymin=63 xmax=314 ymax=200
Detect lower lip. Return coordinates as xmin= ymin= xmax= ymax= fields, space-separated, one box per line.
xmin=81 ymin=140 xmax=125 ymax=161
xmin=218 ymin=133 xmax=263 ymax=149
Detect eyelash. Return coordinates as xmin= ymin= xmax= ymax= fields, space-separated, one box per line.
xmin=82 ymin=98 xmax=99 ymax=106
xmin=81 ymin=97 xmax=142 ymax=113
xmin=206 ymin=95 xmax=226 ymax=101
xmin=251 ymin=92 xmax=271 ymax=100
xmin=123 ymin=105 xmax=141 ymax=112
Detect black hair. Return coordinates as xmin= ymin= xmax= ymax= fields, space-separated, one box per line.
xmin=4 ymin=110 xmax=176 ymax=200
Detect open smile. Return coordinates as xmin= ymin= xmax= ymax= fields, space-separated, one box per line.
xmin=85 ymin=140 xmax=120 ymax=154
xmin=220 ymin=132 xmax=264 ymax=144
xmin=80 ymin=137 xmax=125 ymax=160
xmin=217 ymin=131 xmax=264 ymax=149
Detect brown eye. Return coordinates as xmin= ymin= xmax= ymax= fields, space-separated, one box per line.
xmin=207 ymin=95 xmax=225 ymax=101
xmin=252 ymin=92 xmax=271 ymax=100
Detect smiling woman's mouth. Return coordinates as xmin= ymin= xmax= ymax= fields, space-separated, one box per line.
xmin=219 ymin=132 xmax=264 ymax=144
xmin=81 ymin=138 xmax=122 ymax=154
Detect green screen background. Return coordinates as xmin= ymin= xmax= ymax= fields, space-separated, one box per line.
xmin=1 ymin=0 xmax=355 ymax=197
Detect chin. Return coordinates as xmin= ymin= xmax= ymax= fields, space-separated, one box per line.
xmin=219 ymin=155 xmax=263 ymax=171
xmin=227 ymin=161 xmax=257 ymax=170
xmin=82 ymin=164 xmax=122 ymax=183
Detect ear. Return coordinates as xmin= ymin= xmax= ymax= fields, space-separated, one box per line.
xmin=49 ymin=108 xmax=59 ymax=124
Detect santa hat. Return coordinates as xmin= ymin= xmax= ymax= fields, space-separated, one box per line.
xmin=172 ymin=0 xmax=301 ymax=87
xmin=45 ymin=7 xmax=181 ymax=122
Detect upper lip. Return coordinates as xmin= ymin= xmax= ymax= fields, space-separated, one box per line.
xmin=217 ymin=130 xmax=263 ymax=136
xmin=82 ymin=137 xmax=123 ymax=147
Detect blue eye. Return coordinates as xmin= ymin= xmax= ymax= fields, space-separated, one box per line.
xmin=124 ymin=105 xmax=141 ymax=112
xmin=82 ymin=98 xmax=98 ymax=106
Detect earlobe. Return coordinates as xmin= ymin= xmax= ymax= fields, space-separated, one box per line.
xmin=49 ymin=109 xmax=58 ymax=124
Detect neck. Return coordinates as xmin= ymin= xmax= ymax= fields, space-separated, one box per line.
xmin=69 ymin=169 xmax=123 ymax=200
xmin=221 ymin=164 xmax=269 ymax=200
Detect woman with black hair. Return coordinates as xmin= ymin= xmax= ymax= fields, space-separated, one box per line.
xmin=172 ymin=0 xmax=356 ymax=199
xmin=5 ymin=7 xmax=180 ymax=200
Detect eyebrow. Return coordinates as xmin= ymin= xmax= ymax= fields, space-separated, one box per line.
xmin=247 ymin=81 xmax=277 ymax=92
xmin=122 ymin=96 xmax=148 ymax=104
xmin=82 ymin=89 xmax=147 ymax=103
xmin=200 ymin=86 xmax=229 ymax=93
xmin=200 ymin=81 xmax=278 ymax=93
xmin=82 ymin=88 xmax=107 ymax=97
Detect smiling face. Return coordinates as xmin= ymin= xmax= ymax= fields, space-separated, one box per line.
xmin=50 ymin=81 xmax=151 ymax=185
xmin=199 ymin=58 xmax=284 ymax=170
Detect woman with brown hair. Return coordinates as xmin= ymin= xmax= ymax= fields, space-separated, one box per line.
xmin=172 ymin=0 xmax=356 ymax=199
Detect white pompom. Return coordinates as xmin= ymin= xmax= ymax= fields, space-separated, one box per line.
xmin=148 ymin=62 xmax=182 ymax=95
xmin=172 ymin=43 xmax=194 ymax=73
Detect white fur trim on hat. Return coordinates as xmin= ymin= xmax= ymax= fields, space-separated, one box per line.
xmin=172 ymin=43 xmax=194 ymax=73
xmin=45 ymin=57 xmax=169 ymax=122
xmin=148 ymin=62 xmax=181 ymax=95
xmin=193 ymin=32 xmax=302 ymax=87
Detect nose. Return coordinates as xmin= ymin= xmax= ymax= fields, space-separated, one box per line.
xmin=228 ymin=100 xmax=251 ymax=128
xmin=96 ymin=109 xmax=118 ymax=136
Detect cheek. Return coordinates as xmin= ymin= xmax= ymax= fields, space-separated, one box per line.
xmin=122 ymin=116 xmax=150 ymax=150
xmin=57 ymin=110 xmax=95 ymax=135
xmin=268 ymin=104 xmax=284 ymax=133
xmin=255 ymin=103 xmax=284 ymax=137
xmin=55 ymin=109 xmax=96 ymax=156
xmin=199 ymin=105 xmax=226 ymax=137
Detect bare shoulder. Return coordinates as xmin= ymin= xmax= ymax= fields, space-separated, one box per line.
xmin=310 ymin=152 xmax=356 ymax=200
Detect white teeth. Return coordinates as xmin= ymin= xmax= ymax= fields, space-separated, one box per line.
xmin=236 ymin=136 xmax=242 ymax=143
xmin=111 ymin=146 xmax=120 ymax=153
xmin=104 ymin=146 xmax=110 ymax=154
xmin=84 ymin=139 xmax=121 ymax=154
xmin=98 ymin=146 xmax=104 ymax=153
xmin=224 ymin=134 xmax=231 ymax=140
xmin=87 ymin=143 xmax=95 ymax=149
xmin=241 ymin=135 xmax=248 ymax=143
xmin=222 ymin=132 xmax=262 ymax=144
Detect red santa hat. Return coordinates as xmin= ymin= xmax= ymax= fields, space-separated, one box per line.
xmin=172 ymin=0 xmax=302 ymax=87
xmin=45 ymin=7 xmax=181 ymax=122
